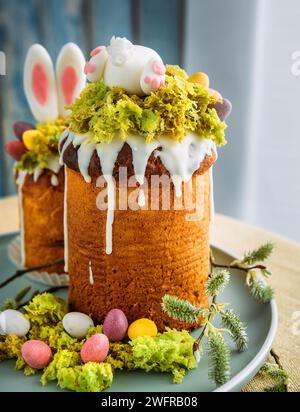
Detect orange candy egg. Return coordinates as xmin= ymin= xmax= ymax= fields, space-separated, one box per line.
xmin=188 ymin=72 xmax=210 ymax=88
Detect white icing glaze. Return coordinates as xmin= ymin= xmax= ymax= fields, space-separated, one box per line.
xmin=77 ymin=140 xmax=96 ymax=183
xmin=156 ymin=134 xmax=216 ymax=198
xmin=16 ymin=170 xmax=27 ymax=266
xmin=88 ymin=261 xmax=94 ymax=285
xmin=51 ymin=174 xmax=59 ymax=186
xmin=59 ymin=133 xmax=73 ymax=165
xmin=60 ymin=130 xmax=215 ymax=255
xmin=96 ymin=139 xmax=124 ymax=254
xmin=47 ymin=155 xmax=61 ymax=174
xmin=63 ymin=165 xmax=68 ymax=273
xmin=126 ymin=136 xmax=159 ymax=185
xmin=33 ymin=167 xmax=43 ymax=183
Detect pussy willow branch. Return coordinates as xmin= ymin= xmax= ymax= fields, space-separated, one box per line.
xmin=270 ymin=349 xmax=284 ymax=370
xmin=270 ymin=348 xmax=288 ymax=391
xmin=210 ymin=256 xmax=266 ymax=272
xmin=194 ymin=295 xmax=217 ymax=348
xmin=0 ymin=259 xmax=64 ymax=288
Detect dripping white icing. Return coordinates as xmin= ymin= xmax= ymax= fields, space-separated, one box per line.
xmin=22 ymin=155 xmax=61 ymax=184
xmin=51 ymin=174 xmax=59 ymax=186
xmin=33 ymin=167 xmax=42 ymax=182
xmin=96 ymin=139 xmax=124 ymax=254
xmin=77 ymin=140 xmax=96 ymax=183
xmin=59 ymin=131 xmax=215 ymax=255
xmin=63 ymin=165 xmax=68 ymax=273
xmin=59 ymin=133 xmax=73 ymax=166
xmin=126 ymin=136 xmax=159 ymax=211
xmin=16 ymin=170 xmax=27 ymax=266
xmin=88 ymin=261 xmax=94 ymax=285
xmin=156 ymin=134 xmax=216 ymax=197
xmin=126 ymin=136 xmax=159 ymax=185
xmin=47 ymin=155 xmax=61 ymax=174
xmin=209 ymin=167 xmax=215 ymax=221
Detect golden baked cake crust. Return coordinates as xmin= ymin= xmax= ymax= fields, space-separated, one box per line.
xmin=17 ymin=169 xmax=64 ymax=273
xmin=67 ymin=167 xmax=211 ymax=331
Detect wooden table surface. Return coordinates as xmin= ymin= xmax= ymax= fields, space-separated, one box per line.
xmin=0 ymin=195 xmax=299 ymax=391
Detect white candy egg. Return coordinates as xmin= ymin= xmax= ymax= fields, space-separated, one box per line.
xmin=62 ymin=312 xmax=94 ymax=338
xmin=0 ymin=309 xmax=30 ymax=337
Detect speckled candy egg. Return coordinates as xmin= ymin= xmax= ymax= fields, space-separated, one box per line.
xmin=103 ymin=309 xmax=128 ymax=341
xmin=211 ymin=98 xmax=232 ymax=121
xmin=62 ymin=312 xmax=94 ymax=338
xmin=0 ymin=309 xmax=30 ymax=337
xmin=127 ymin=318 xmax=158 ymax=340
xmin=21 ymin=340 xmax=52 ymax=369
xmin=80 ymin=333 xmax=109 ymax=363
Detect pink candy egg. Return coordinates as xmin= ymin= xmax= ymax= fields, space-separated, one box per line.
xmin=80 ymin=333 xmax=109 ymax=363
xmin=103 ymin=309 xmax=128 ymax=342
xmin=21 ymin=340 xmax=52 ymax=369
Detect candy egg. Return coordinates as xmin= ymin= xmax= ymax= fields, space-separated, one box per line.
xmin=188 ymin=72 xmax=209 ymax=88
xmin=103 ymin=309 xmax=128 ymax=341
xmin=13 ymin=121 xmax=35 ymax=141
xmin=208 ymin=88 xmax=222 ymax=99
xmin=0 ymin=309 xmax=30 ymax=337
xmin=127 ymin=318 xmax=158 ymax=340
xmin=22 ymin=129 xmax=43 ymax=150
xmin=211 ymin=98 xmax=232 ymax=121
xmin=21 ymin=340 xmax=52 ymax=369
xmin=62 ymin=312 xmax=94 ymax=339
xmin=4 ymin=140 xmax=27 ymax=161
xmin=80 ymin=333 xmax=109 ymax=363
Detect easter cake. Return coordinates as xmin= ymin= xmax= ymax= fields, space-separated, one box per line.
xmin=60 ymin=36 xmax=232 ymax=331
xmin=5 ymin=43 xmax=86 ymax=275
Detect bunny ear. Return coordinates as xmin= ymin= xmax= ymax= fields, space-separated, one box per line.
xmin=24 ymin=44 xmax=58 ymax=122
xmin=56 ymin=43 xmax=86 ymax=118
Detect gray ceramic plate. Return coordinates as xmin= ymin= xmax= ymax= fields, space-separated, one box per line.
xmin=0 ymin=231 xmax=277 ymax=392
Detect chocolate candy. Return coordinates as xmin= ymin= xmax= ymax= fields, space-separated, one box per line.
xmin=13 ymin=121 xmax=35 ymax=141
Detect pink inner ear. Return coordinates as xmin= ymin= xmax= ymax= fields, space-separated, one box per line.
xmin=61 ymin=66 xmax=78 ymax=105
xmin=32 ymin=64 xmax=48 ymax=106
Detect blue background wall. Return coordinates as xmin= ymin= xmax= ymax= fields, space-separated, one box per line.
xmin=0 ymin=0 xmax=184 ymax=195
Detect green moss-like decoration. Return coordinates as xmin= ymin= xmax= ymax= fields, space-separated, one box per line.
xmin=16 ymin=118 xmax=67 ymax=172
xmin=0 ymin=292 xmax=199 ymax=392
xmin=67 ymin=65 xmax=227 ymax=146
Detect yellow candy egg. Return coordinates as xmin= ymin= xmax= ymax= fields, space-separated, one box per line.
xmin=188 ymin=72 xmax=209 ymax=88
xmin=128 ymin=318 xmax=158 ymax=340
xmin=22 ymin=130 xmax=42 ymax=150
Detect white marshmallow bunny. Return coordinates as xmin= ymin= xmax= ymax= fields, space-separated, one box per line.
xmin=84 ymin=36 xmax=166 ymax=96
xmin=24 ymin=42 xmax=86 ymax=122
